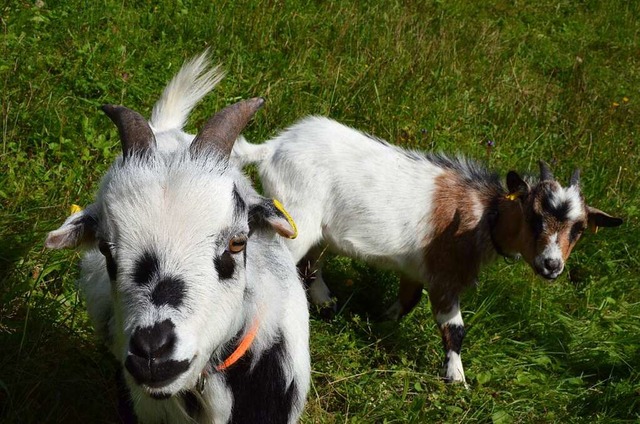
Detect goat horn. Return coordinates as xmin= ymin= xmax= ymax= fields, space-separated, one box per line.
xmin=539 ymin=160 xmax=554 ymax=181
xmin=190 ymin=97 xmax=265 ymax=159
xmin=102 ymin=105 xmax=156 ymax=160
xmin=569 ymin=168 xmax=580 ymax=187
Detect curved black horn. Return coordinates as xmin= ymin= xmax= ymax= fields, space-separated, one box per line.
xmin=102 ymin=105 xmax=156 ymax=160
xmin=569 ymin=168 xmax=580 ymax=187
xmin=190 ymin=97 xmax=265 ymax=159
xmin=539 ymin=160 xmax=554 ymax=181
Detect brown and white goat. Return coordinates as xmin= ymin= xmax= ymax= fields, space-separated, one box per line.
xmin=232 ymin=116 xmax=622 ymax=383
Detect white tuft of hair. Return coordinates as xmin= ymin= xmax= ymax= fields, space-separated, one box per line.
xmin=150 ymin=49 xmax=225 ymax=132
xmin=230 ymin=135 xmax=271 ymax=167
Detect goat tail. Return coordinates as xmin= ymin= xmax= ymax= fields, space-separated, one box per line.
xmin=231 ymin=135 xmax=271 ymax=167
xmin=150 ymin=49 xmax=225 ymax=132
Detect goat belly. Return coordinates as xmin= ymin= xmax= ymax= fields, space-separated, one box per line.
xmin=224 ymin=336 xmax=297 ymax=424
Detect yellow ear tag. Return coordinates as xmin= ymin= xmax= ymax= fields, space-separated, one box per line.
xmin=273 ymin=199 xmax=298 ymax=239
xmin=505 ymin=193 xmax=520 ymax=201
xmin=69 ymin=204 xmax=83 ymax=214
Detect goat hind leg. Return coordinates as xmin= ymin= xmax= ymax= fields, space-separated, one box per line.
xmin=385 ymin=276 xmax=424 ymax=321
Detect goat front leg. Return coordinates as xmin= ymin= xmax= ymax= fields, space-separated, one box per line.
xmin=430 ymin=291 xmax=466 ymax=385
xmin=297 ymin=246 xmax=336 ymax=318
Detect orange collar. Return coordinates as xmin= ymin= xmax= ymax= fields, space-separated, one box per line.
xmin=196 ymin=318 xmax=260 ymax=393
xmin=216 ymin=318 xmax=260 ymax=372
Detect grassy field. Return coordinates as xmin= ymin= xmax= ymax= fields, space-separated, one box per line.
xmin=1 ymin=0 xmax=639 ymax=422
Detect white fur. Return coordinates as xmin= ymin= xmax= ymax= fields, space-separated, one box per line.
xmin=48 ymin=52 xmax=309 ymax=423
xmin=444 ymin=351 xmax=466 ymax=384
xmin=234 ymin=116 xmax=444 ymax=279
xmin=436 ymin=307 xmax=464 ymax=329
xmin=535 ymin=232 xmax=565 ymax=279
xmin=549 ymin=185 xmax=584 ymax=221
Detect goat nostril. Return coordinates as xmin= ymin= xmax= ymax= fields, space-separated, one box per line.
xmin=544 ymin=258 xmax=561 ymax=272
xmin=130 ymin=319 xmax=176 ymax=360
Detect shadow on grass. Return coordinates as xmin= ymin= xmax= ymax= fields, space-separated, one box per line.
xmin=0 ymin=300 xmax=119 ymax=424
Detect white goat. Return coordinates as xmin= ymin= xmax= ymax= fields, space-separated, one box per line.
xmin=232 ymin=116 xmax=622 ymax=384
xmin=45 ymin=52 xmax=310 ymax=423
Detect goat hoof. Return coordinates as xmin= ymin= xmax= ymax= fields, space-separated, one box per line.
xmin=315 ymin=300 xmax=337 ymax=320
xmin=383 ymin=301 xmax=404 ymax=321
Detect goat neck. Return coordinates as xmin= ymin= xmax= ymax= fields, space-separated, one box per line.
xmin=490 ymin=195 xmax=528 ymax=259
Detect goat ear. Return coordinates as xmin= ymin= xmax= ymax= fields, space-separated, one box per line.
xmin=506 ymin=171 xmax=530 ymax=198
xmin=190 ymin=97 xmax=265 ymax=159
xmin=587 ymin=206 xmax=623 ymax=232
xmin=45 ymin=205 xmax=99 ymax=249
xmin=248 ymin=198 xmax=297 ymax=239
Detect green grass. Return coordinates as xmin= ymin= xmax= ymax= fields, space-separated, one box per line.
xmin=1 ymin=0 xmax=639 ymax=422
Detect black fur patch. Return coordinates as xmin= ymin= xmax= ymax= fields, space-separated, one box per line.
xmin=224 ymin=334 xmax=297 ymax=424
xmin=441 ymin=324 xmax=465 ymax=355
xmin=133 ymin=251 xmax=160 ymax=286
xmin=214 ymin=251 xmax=236 ymax=280
xmin=232 ymin=184 xmax=246 ymax=214
xmin=425 ymin=152 xmax=503 ymax=191
xmin=151 ymin=276 xmax=186 ymax=308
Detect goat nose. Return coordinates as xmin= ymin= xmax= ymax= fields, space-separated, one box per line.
xmin=544 ymin=258 xmax=562 ymax=272
xmin=125 ymin=319 xmax=190 ymax=388
xmin=129 ymin=319 xmax=176 ymax=360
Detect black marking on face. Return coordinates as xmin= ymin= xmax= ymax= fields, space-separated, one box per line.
xmin=151 ymin=276 xmax=186 ymax=308
xmin=441 ymin=324 xmax=465 ymax=355
xmin=232 ymin=184 xmax=246 ymax=214
xmin=542 ymin=191 xmax=570 ymax=221
xmin=224 ymin=332 xmax=297 ymax=423
xmin=133 ymin=251 xmax=160 ymax=286
xmin=214 ymin=251 xmax=236 ymax=280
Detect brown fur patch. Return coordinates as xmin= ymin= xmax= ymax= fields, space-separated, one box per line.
xmin=424 ymin=172 xmax=488 ymax=314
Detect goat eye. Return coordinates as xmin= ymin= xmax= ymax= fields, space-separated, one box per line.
xmin=530 ymin=214 xmax=544 ymax=239
xmin=98 ymin=240 xmax=113 ymax=257
xmin=228 ymin=235 xmax=247 ymax=253
xmin=570 ymin=223 xmax=585 ymax=243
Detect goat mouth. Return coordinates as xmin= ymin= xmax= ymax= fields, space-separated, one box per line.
xmin=148 ymin=390 xmax=173 ymax=400
xmin=536 ymin=269 xmax=561 ymax=281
